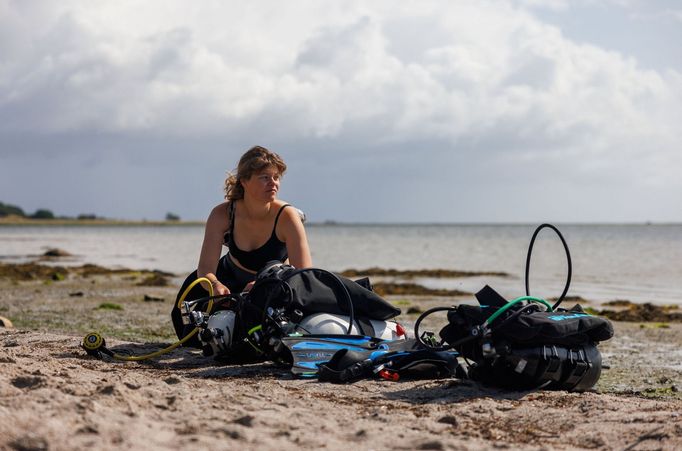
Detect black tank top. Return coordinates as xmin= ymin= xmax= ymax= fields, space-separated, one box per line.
xmin=224 ymin=202 xmax=289 ymax=272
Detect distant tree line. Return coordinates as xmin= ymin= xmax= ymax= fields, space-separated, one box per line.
xmin=0 ymin=201 xmax=25 ymax=217
xmin=0 ymin=201 xmax=100 ymax=220
xmin=0 ymin=201 xmax=181 ymax=221
xmin=0 ymin=201 xmax=55 ymax=219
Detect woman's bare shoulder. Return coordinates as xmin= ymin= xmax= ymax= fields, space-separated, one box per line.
xmin=207 ymin=202 xmax=231 ymax=227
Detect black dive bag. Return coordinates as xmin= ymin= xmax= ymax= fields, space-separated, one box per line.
xmin=433 ymin=285 xmax=614 ymax=391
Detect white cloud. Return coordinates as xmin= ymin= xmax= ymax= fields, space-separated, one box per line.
xmin=513 ymin=0 xmax=570 ymax=11
xmin=1 ymin=0 xmax=680 ymax=221
xmin=1 ymin=1 xmax=679 ymax=142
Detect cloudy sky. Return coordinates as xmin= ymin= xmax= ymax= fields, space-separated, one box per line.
xmin=1 ymin=0 xmax=680 ymax=223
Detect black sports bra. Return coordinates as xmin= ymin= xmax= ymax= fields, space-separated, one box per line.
xmin=224 ymin=202 xmax=289 ymax=272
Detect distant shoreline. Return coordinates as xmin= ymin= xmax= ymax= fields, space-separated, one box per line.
xmin=2 ymin=217 xmax=680 ymax=227
xmin=0 ymin=217 xmax=204 ymax=227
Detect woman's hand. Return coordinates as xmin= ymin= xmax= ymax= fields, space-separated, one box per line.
xmin=211 ymin=280 xmax=230 ymax=296
xmin=205 ymin=273 xmax=230 ymax=296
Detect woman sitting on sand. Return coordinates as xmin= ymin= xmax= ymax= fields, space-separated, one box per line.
xmin=173 ymin=145 xmax=312 ymax=339
xmin=193 ymin=145 xmax=312 ymax=295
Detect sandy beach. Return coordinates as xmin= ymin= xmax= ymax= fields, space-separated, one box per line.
xmin=1 ymin=264 xmax=681 ymax=450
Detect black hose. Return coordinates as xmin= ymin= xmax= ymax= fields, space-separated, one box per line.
xmin=188 ymin=293 xmax=242 ymax=311
xmin=414 ymin=306 xmax=457 ymax=351
xmin=414 ymin=224 xmax=574 ymax=358
xmin=324 ymin=270 xmax=355 ymax=335
xmin=258 ymin=277 xmax=295 ymax=336
xmin=524 ymin=223 xmax=572 ymax=310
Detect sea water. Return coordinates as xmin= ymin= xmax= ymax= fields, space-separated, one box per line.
xmin=1 ymin=224 xmax=680 ymax=305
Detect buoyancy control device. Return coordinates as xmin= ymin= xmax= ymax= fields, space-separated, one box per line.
xmin=413 ymin=224 xmax=614 ymax=392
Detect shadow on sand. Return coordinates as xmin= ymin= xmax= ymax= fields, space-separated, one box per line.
xmin=382 ymin=379 xmax=534 ymax=403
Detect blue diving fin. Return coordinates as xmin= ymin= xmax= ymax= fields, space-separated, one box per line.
xmin=280 ymin=334 xmax=389 ymax=377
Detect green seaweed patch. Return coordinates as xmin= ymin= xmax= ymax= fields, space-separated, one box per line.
xmin=393 ymin=300 xmax=412 ymax=306
xmin=373 ymin=282 xmax=469 ymax=297
xmin=136 ymin=273 xmax=171 ymax=287
xmin=341 ymin=267 xmax=509 ymax=279
xmin=0 ymin=262 xmax=70 ymax=281
xmin=639 ymin=322 xmax=670 ymax=329
xmin=97 ymin=302 xmax=124 ymax=311
xmin=549 ymin=295 xmax=591 ymax=305
xmin=641 ymin=385 xmax=679 ymax=398
xmin=77 ymin=264 xmax=137 ymax=277
xmin=597 ymin=303 xmax=682 ymax=323
xmin=602 ymin=299 xmax=634 ymax=307
xmin=0 ymin=262 xmax=176 ymax=283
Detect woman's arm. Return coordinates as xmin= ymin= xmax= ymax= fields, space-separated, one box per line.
xmin=278 ymin=206 xmax=312 ymax=269
xmin=197 ymin=203 xmax=230 ymax=294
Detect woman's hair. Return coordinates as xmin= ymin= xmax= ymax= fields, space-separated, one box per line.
xmin=224 ymin=146 xmax=287 ymax=200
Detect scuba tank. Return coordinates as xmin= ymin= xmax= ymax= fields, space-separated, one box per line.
xmin=198 ymin=310 xmax=237 ymax=357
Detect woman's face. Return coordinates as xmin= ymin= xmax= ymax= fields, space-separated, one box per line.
xmin=242 ymin=166 xmax=281 ymax=201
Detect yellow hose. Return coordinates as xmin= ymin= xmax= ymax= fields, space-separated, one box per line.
xmin=107 ymin=276 xmax=215 ymax=361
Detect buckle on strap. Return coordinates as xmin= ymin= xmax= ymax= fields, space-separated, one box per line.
xmin=539 ymin=345 xmax=563 ymax=381
xmin=562 ymin=348 xmax=591 ymax=387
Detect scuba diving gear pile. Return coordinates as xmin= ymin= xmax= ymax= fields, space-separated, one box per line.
xmin=273 ymin=223 xmax=612 ymax=389
xmin=83 ymin=223 xmax=613 ymax=394
xmin=413 ymin=224 xmax=614 ymax=391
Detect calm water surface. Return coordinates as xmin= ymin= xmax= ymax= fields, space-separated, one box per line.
xmin=1 ymin=224 xmax=680 ymax=305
